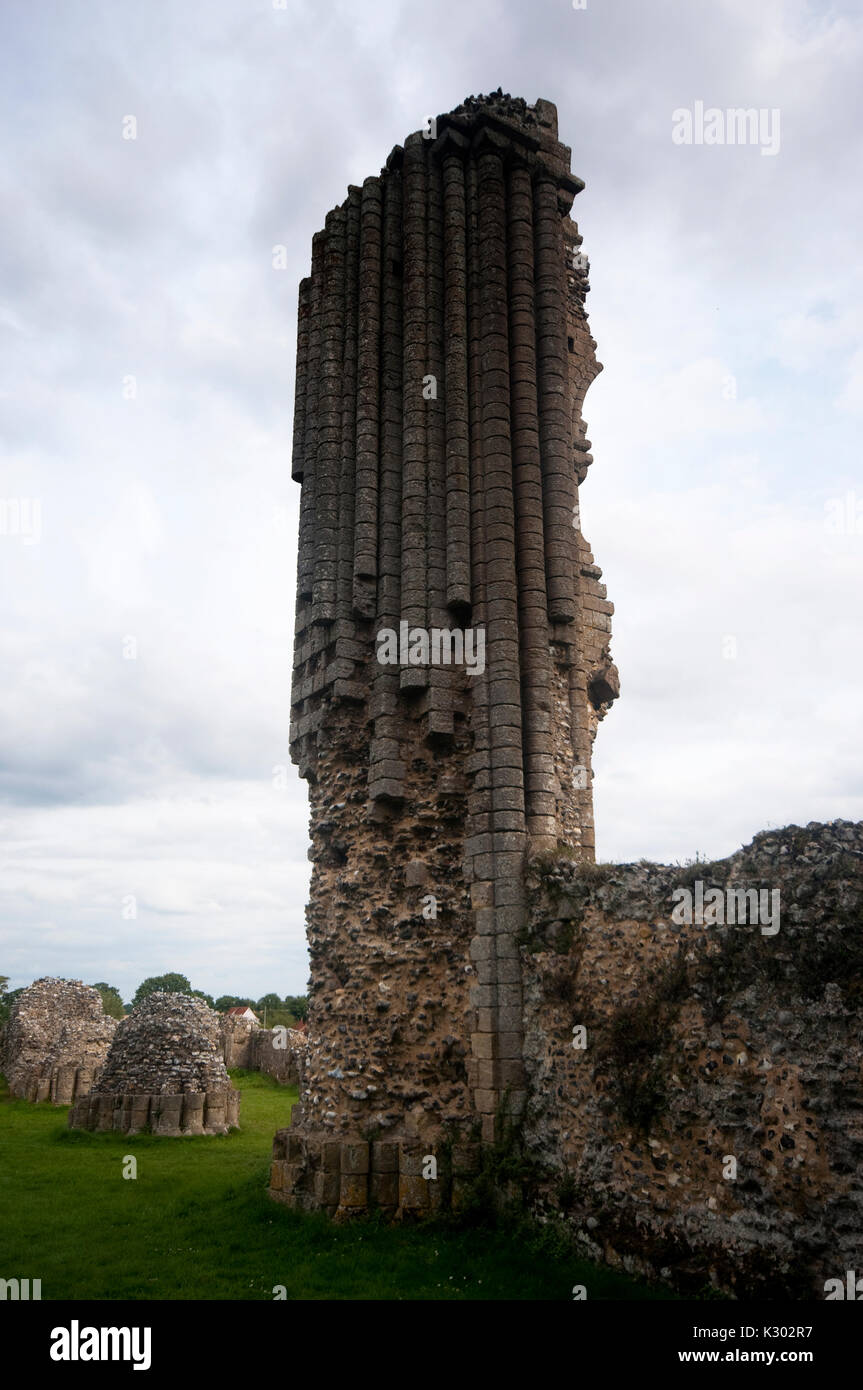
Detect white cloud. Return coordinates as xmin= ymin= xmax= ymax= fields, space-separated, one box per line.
xmin=836 ymin=349 xmax=863 ymax=414
xmin=0 ymin=0 xmax=860 ymax=997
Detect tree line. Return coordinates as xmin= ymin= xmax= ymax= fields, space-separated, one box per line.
xmin=0 ymin=975 xmax=308 ymax=1029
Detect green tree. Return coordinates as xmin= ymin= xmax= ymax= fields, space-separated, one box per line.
xmin=265 ymin=1007 xmax=299 ymax=1030
xmin=284 ymin=994 xmax=309 ymax=1021
xmin=131 ymin=973 xmax=193 ymax=1009
xmin=191 ymin=989 xmax=215 ymax=1009
xmin=214 ymin=995 xmax=255 ymax=1013
xmin=0 ymin=983 xmax=24 ymax=1028
xmin=92 ymin=982 xmax=125 ymax=1020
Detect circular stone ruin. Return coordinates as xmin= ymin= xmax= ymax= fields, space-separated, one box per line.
xmin=0 ymin=977 xmax=117 ymax=1104
xmin=68 ymin=992 xmax=240 ymax=1135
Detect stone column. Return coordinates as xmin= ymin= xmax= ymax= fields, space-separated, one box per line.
xmin=273 ymin=93 xmax=617 ymax=1214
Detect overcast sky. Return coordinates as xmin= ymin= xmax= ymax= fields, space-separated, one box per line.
xmin=1 ymin=0 xmax=860 ymax=1002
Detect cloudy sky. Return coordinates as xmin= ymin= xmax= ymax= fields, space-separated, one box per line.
xmin=1 ymin=0 xmax=860 ymax=1002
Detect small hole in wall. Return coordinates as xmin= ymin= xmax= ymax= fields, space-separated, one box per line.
xmin=391 ymin=259 xmax=403 ymax=277
xmin=567 ymin=336 xmax=575 ymax=353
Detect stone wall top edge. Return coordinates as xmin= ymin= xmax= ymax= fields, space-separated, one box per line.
xmin=527 ymin=819 xmax=863 ymax=910
xmin=306 ymin=98 xmax=585 ymax=252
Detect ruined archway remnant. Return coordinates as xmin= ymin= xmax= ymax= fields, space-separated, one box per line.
xmin=270 ymin=92 xmax=617 ymax=1217
xmin=1 ymin=977 xmax=117 ymax=1104
xmin=68 ymin=992 xmax=240 ymax=1135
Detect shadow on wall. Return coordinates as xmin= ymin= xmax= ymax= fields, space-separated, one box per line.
xmin=521 ymin=819 xmax=863 ymax=1299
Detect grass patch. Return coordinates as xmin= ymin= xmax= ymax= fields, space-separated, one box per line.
xmin=0 ymin=1071 xmax=667 ymax=1300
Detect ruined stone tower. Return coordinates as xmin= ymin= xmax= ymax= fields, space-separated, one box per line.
xmin=270 ymin=93 xmax=618 ymax=1216
xmin=69 ymin=993 xmax=240 ymax=1136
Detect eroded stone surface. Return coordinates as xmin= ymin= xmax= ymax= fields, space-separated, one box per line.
xmin=0 ymin=977 xmax=116 ymax=1104
xmin=68 ymin=992 xmax=239 ymax=1136
xmin=219 ymin=1011 xmax=304 ymax=1085
xmin=271 ymin=91 xmax=616 ymax=1216
xmin=522 ymin=820 xmax=863 ymax=1298
xmin=267 ymin=86 xmax=863 ymax=1298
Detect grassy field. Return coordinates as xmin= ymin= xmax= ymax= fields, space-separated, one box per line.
xmin=0 ymin=1069 xmax=675 ymax=1300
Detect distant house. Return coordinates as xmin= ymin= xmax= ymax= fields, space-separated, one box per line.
xmin=226 ymin=1006 xmax=259 ymax=1023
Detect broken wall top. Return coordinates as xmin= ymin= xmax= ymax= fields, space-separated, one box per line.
xmin=93 ymin=991 xmax=232 ymax=1095
xmin=1 ymin=976 xmax=117 ymax=1084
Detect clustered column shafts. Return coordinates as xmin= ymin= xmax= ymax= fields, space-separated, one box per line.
xmin=400 ymin=136 xmax=429 ymax=697
xmin=278 ymin=94 xmax=618 ymax=1215
xmin=353 ymin=176 xmax=381 ymax=613
xmin=337 ymin=188 xmax=360 ymax=634
xmin=442 ymin=144 xmax=472 ymax=614
xmin=534 ymin=173 xmax=576 ymax=627
xmin=426 ymin=146 xmax=453 ymax=736
xmin=506 ymin=158 xmax=556 ymax=843
xmin=368 ymin=160 xmax=405 ymax=803
xmin=314 ymin=209 xmax=345 ymax=623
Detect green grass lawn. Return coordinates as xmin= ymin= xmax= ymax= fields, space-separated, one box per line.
xmin=0 ymin=1070 xmax=675 ymax=1300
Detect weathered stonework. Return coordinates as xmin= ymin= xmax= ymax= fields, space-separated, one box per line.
xmin=269 ymin=90 xmax=861 ymax=1294
xmin=69 ymin=992 xmax=239 ymax=1136
xmin=0 ymin=977 xmax=116 ymax=1104
xmin=219 ymin=1012 xmax=303 ymax=1085
xmin=271 ymin=92 xmax=617 ymax=1214
xmin=219 ymin=1012 xmax=258 ymax=1068
xmin=252 ymin=1027 xmax=306 ymax=1086
xmin=522 ymin=820 xmax=863 ymax=1298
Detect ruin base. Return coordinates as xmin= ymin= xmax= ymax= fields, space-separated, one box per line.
xmin=68 ymin=1088 xmax=241 ymax=1136
xmin=269 ymin=1129 xmax=481 ymax=1219
xmin=13 ymin=1063 xmax=101 ymax=1106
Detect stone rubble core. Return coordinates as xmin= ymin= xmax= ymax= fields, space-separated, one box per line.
xmin=270 ymin=91 xmax=618 ymax=1216
xmin=523 ymin=819 xmax=863 ymax=1298
xmin=264 ymin=90 xmax=861 ymax=1294
xmin=0 ymin=977 xmax=117 ymax=1104
xmin=68 ymin=992 xmax=240 ymax=1136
